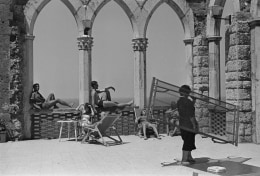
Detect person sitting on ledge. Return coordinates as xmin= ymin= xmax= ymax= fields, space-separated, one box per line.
xmin=90 ymin=81 xmax=133 ymax=113
xmin=30 ymin=83 xmax=74 ymax=110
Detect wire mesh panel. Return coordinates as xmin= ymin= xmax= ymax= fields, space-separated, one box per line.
xmin=147 ymin=77 xmax=239 ymax=146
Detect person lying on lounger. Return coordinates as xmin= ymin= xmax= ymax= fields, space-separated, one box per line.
xmin=90 ymin=81 xmax=133 ymax=113
xmin=30 ymin=83 xmax=74 ymax=110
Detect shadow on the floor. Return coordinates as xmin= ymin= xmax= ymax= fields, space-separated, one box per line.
xmin=186 ymin=157 xmax=260 ymax=176
xmin=161 ymin=157 xmax=260 ymax=175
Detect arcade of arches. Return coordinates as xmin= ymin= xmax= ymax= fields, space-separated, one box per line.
xmin=1 ymin=0 xmax=260 ymax=143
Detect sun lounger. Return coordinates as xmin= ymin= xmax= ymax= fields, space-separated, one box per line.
xmin=81 ymin=111 xmax=123 ymax=146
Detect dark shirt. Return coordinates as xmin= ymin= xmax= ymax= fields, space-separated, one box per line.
xmin=177 ymin=96 xmax=195 ymax=129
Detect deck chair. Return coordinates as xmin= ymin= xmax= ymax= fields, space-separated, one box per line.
xmin=134 ymin=108 xmax=159 ymax=138
xmin=81 ymin=111 xmax=123 ymax=146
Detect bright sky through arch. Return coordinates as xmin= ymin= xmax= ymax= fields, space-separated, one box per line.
xmin=32 ymin=0 xmax=234 ymax=102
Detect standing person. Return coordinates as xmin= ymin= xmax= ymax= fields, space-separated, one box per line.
xmin=30 ymin=83 xmax=74 ymax=110
xmin=177 ymin=85 xmax=198 ymax=165
xmin=90 ymin=81 xmax=133 ymax=113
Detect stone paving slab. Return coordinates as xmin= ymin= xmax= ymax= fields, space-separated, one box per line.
xmin=1 ymin=135 xmax=260 ymax=176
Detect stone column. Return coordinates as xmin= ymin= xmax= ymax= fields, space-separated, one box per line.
xmin=207 ymin=35 xmax=222 ymax=100
xmin=77 ymin=35 xmax=93 ymax=105
xmin=183 ymin=38 xmax=194 ymax=89
xmin=226 ymin=19 xmax=251 ymax=143
xmin=249 ymin=18 xmax=260 ymax=143
xmin=23 ymin=34 xmax=35 ymax=139
xmin=132 ymin=38 xmax=148 ymax=108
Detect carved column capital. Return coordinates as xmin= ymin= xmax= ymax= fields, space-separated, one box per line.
xmin=24 ymin=34 xmax=35 ymax=40
xmin=207 ymin=35 xmax=222 ymax=42
xmin=183 ymin=38 xmax=194 ymax=45
xmin=77 ymin=35 xmax=93 ymax=50
xmin=132 ymin=38 xmax=148 ymax=51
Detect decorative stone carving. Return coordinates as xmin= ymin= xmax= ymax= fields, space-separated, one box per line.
xmin=132 ymin=38 xmax=148 ymax=51
xmin=77 ymin=35 xmax=93 ymax=51
xmin=24 ymin=34 xmax=35 ymax=41
xmin=135 ymin=0 xmax=148 ymax=9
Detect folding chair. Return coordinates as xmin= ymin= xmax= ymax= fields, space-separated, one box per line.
xmin=81 ymin=111 xmax=123 ymax=146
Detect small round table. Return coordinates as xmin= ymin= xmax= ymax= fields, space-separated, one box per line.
xmin=57 ymin=120 xmax=78 ymax=142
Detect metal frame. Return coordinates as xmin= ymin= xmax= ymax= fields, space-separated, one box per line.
xmin=148 ymin=77 xmax=239 ymax=146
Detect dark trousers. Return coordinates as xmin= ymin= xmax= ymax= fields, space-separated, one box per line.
xmin=180 ymin=129 xmax=196 ymax=151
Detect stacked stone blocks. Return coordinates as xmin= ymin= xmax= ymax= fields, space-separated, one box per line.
xmin=193 ymin=35 xmax=210 ymax=133
xmin=0 ymin=1 xmax=12 ymax=126
xmin=226 ymin=15 xmax=252 ymax=142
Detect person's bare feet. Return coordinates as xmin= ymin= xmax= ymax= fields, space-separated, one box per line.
xmin=70 ymin=103 xmax=75 ymax=108
xmin=127 ymin=100 xmax=134 ymax=106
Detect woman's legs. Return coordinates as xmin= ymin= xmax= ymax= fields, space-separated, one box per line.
xmin=149 ymin=123 xmax=161 ymax=139
xmin=43 ymin=99 xmax=73 ymax=109
xmin=102 ymin=100 xmax=133 ymax=108
xmin=142 ymin=124 xmax=148 ymax=140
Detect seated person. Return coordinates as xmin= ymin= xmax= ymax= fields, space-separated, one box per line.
xmin=135 ymin=109 xmax=161 ymax=140
xmin=30 ymin=83 xmax=74 ymax=110
xmin=165 ymin=101 xmax=179 ymax=136
xmin=76 ymin=103 xmax=95 ymax=127
xmin=91 ymin=81 xmax=133 ymax=113
xmin=76 ymin=103 xmax=96 ymax=140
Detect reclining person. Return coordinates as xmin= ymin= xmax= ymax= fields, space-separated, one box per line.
xmin=30 ymin=83 xmax=74 ymax=110
xmin=90 ymin=81 xmax=133 ymax=113
xmin=135 ymin=109 xmax=161 ymax=140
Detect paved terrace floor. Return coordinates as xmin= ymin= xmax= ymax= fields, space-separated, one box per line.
xmin=1 ymin=134 xmax=260 ymax=176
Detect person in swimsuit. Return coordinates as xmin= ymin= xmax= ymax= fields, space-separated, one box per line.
xmin=30 ymin=83 xmax=74 ymax=110
xmin=90 ymin=81 xmax=133 ymax=113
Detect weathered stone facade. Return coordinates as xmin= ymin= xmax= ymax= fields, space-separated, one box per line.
xmin=1 ymin=0 xmax=260 ymax=144
xmin=226 ymin=14 xmax=252 ymax=142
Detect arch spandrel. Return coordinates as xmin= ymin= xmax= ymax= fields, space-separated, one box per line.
xmin=143 ymin=0 xmax=194 ymax=39
xmin=87 ymin=0 xmax=136 ymax=36
xmin=24 ymin=0 xmax=51 ymax=34
xmin=24 ymin=0 xmax=83 ymax=34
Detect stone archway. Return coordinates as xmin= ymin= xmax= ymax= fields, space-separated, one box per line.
xmin=21 ymin=0 xmax=194 ymax=138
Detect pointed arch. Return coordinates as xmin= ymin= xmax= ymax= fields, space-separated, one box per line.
xmin=144 ymin=0 xmax=194 ymax=39
xmin=24 ymin=0 xmax=81 ymax=34
xmin=89 ymin=0 xmax=136 ymax=36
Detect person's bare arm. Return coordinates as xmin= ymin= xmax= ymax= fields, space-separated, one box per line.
xmin=96 ymin=86 xmax=115 ymax=93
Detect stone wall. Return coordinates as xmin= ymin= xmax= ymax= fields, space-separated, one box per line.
xmin=0 ymin=0 xmax=28 ymax=139
xmin=0 ymin=1 xmax=12 ymax=121
xmin=193 ymin=35 xmax=210 ymax=133
xmin=226 ymin=13 xmax=252 ymax=142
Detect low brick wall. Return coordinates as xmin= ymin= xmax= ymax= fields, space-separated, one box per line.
xmin=30 ymin=109 xmax=168 ymax=139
